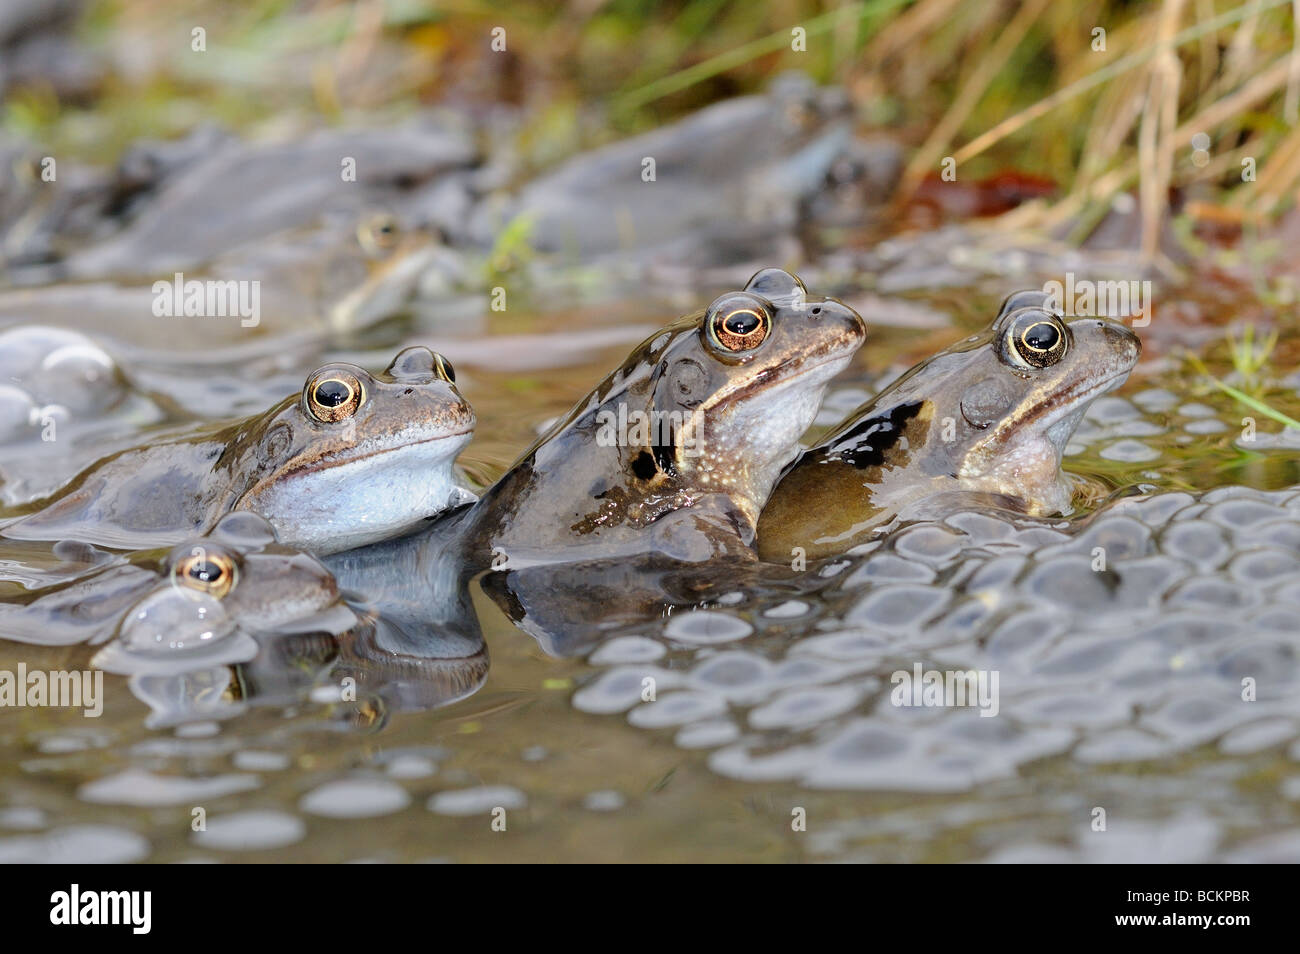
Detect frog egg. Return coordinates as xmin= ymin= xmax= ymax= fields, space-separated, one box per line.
xmin=38 ymin=341 xmax=124 ymax=413
xmin=0 ymin=326 xmax=55 ymax=378
xmin=0 ymin=326 xmax=124 ymax=414
xmin=117 ymin=587 xmax=235 ymax=656
xmin=0 ymin=383 xmax=37 ymax=441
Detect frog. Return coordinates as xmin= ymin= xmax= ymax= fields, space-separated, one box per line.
xmin=58 ymin=125 xmax=477 ymax=280
xmin=451 ymin=267 xmax=866 ymax=573
xmin=1 ymin=346 xmax=475 ymax=554
xmin=0 ymin=512 xmax=356 ymax=677
xmin=469 ymin=73 xmax=855 ymax=267
xmin=313 ymin=269 xmax=862 ymax=657
xmin=0 ymin=211 xmax=461 ymax=365
xmin=756 ymin=290 xmax=1142 ymax=561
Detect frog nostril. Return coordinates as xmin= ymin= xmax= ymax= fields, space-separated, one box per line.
xmin=810 ymin=306 xmax=823 ymax=317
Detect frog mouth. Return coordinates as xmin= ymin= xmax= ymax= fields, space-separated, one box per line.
xmin=710 ymin=337 xmax=861 ymax=411
xmin=1036 ymin=367 xmax=1131 ymax=427
xmin=253 ymin=427 xmax=473 ymax=499
xmin=991 ymin=366 xmax=1132 ymax=454
xmin=309 ymin=426 xmax=474 ymax=472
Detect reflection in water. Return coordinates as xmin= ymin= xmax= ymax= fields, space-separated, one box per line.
xmin=324 ymin=509 xmax=489 ymax=714
xmin=479 ymin=551 xmax=793 ymax=658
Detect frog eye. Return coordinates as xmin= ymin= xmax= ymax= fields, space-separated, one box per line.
xmin=173 ymin=549 xmax=237 ymax=599
xmin=357 ymin=213 xmax=401 ymax=256
xmin=1005 ymin=310 xmax=1068 ymax=369
xmin=305 ymin=369 xmax=365 ymax=423
xmin=433 ymin=353 xmax=456 ymax=383
xmin=705 ymin=294 xmax=772 ymax=354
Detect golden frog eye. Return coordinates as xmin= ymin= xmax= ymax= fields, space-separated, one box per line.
xmin=305 ymin=369 xmax=365 ymax=423
xmin=174 ymin=548 xmax=237 ymax=599
xmin=1007 ymin=310 xmax=1068 ymax=369
xmin=357 ymin=213 xmax=401 ymax=257
xmin=433 ymin=353 xmax=456 ymax=383
xmin=706 ymin=294 xmax=772 ymax=354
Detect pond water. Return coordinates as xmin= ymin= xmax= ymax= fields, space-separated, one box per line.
xmin=3 ymin=225 xmax=1299 ymax=862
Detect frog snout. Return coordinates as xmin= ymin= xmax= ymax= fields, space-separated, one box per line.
xmin=814 ymin=300 xmax=867 ymax=341
xmin=1098 ymin=319 xmax=1142 ymax=364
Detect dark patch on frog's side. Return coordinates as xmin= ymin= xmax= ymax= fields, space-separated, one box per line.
xmin=571 ymin=420 xmax=695 ymax=534
xmin=829 ymin=400 xmax=926 ymax=470
xmin=571 ymin=481 xmax=694 ymax=536
xmin=763 ymin=398 xmax=933 ymax=540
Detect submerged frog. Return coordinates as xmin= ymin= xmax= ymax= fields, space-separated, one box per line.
xmin=60 ymin=125 xmax=477 ymax=280
xmin=0 ymin=512 xmax=355 ymax=675
xmin=470 ymin=74 xmax=853 ymax=265
xmin=2 ymin=347 xmax=474 ymax=553
xmin=458 ymin=267 xmax=866 ymax=568
xmin=756 ymin=290 xmax=1142 ymax=561
xmin=0 ymin=211 xmax=460 ymax=363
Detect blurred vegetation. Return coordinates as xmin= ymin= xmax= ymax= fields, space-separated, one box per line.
xmin=3 ymin=0 xmax=1298 ymax=252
